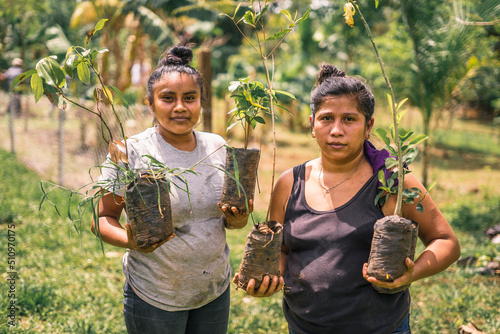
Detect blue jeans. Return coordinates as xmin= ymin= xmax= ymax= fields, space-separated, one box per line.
xmin=123 ymin=281 xmax=230 ymax=334
xmin=288 ymin=314 xmax=411 ymax=334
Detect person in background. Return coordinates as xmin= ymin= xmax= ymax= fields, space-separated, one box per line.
xmin=240 ymin=63 xmax=460 ymax=334
xmin=92 ymin=45 xmax=250 ymax=334
xmin=1 ymin=58 xmax=24 ymax=117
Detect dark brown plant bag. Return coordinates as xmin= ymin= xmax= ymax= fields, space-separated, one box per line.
xmin=125 ymin=175 xmax=174 ymax=250
xmin=221 ymin=147 xmax=260 ymax=212
xmin=367 ymin=215 xmax=419 ymax=294
xmin=237 ymin=221 xmax=283 ymax=290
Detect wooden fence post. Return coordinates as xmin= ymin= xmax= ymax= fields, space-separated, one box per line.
xmin=58 ymin=108 xmax=65 ymax=186
xmin=198 ymin=48 xmax=213 ymax=133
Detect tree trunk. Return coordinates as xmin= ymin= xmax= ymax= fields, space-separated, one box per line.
xmin=422 ymin=110 xmax=431 ymax=188
xmin=198 ymin=48 xmax=213 ymax=133
xmin=8 ymin=98 xmax=15 ymax=154
xmin=58 ymin=108 xmax=65 ymax=186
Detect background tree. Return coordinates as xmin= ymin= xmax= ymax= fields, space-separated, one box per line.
xmin=399 ymin=0 xmax=491 ymax=187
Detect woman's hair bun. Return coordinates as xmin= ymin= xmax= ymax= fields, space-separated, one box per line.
xmin=159 ymin=45 xmax=193 ymax=67
xmin=317 ymin=63 xmax=346 ymax=85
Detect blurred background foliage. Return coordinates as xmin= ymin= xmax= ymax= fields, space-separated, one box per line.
xmin=0 ymin=0 xmax=499 ymax=182
xmin=1 ymin=0 xmax=498 ymax=112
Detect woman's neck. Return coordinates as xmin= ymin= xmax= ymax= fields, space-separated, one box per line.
xmin=320 ymin=151 xmax=365 ymax=174
xmin=157 ymin=126 xmax=197 ymax=151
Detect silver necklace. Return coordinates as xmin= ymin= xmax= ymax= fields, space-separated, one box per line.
xmin=318 ymin=157 xmax=364 ymax=194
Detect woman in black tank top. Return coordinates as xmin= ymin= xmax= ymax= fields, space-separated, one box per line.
xmin=236 ymin=64 xmax=460 ymax=334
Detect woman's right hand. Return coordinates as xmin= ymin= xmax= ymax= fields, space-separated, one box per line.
xmin=233 ymin=273 xmax=284 ymax=297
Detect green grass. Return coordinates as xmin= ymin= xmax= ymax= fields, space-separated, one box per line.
xmin=1 ymin=112 xmax=499 ymax=333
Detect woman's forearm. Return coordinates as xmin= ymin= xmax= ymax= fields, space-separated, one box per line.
xmin=412 ymin=237 xmax=460 ymax=282
xmin=92 ymin=216 xmax=132 ymax=249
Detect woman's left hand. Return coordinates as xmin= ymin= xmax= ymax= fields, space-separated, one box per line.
xmin=218 ymin=199 xmax=253 ymax=229
xmin=233 ymin=273 xmax=284 ymax=297
xmin=362 ymin=258 xmax=415 ymax=289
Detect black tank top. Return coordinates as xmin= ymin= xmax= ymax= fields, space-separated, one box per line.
xmin=283 ymin=162 xmax=410 ymax=334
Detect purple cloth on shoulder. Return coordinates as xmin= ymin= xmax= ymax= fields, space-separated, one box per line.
xmin=364 ymin=140 xmax=398 ymax=188
xmin=364 ymin=140 xmax=389 ymax=173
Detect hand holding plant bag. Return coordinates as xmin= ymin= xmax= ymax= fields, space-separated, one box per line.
xmin=222 ymin=0 xmax=309 ymax=290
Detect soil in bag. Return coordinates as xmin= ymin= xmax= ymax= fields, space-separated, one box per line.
xmin=221 ymin=147 xmax=260 ymax=213
xmin=125 ymin=176 xmax=173 ymax=250
xmin=237 ymin=221 xmax=283 ymax=290
xmin=367 ymin=215 xmax=419 ymax=294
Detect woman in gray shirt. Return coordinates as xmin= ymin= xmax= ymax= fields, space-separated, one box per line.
xmin=92 ymin=45 xmax=249 ymax=334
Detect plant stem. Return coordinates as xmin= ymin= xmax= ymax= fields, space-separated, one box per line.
xmin=262 ymin=53 xmax=276 ymax=223
xmin=58 ymin=91 xmax=114 ymax=142
xmin=92 ymin=62 xmax=126 ymax=142
xmin=352 ymin=1 xmax=404 ymax=216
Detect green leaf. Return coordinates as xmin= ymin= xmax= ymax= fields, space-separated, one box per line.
xmin=102 ymin=86 xmax=113 ymax=104
xmin=36 ymin=57 xmax=66 ymax=88
xmin=31 ymin=73 xmax=44 ymax=103
xmin=254 ymin=116 xmax=266 ymax=124
xmin=387 ymin=177 xmax=394 ymax=189
xmin=403 ymin=147 xmax=419 ymax=165
xmin=399 ymin=128 xmax=414 ymax=142
xmin=226 ymin=121 xmax=239 ymax=132
xmin=375 ymin=0 xmax=380 ymax=8
xmin=265 ymin=28 xmax=292 ymax=42
xmin=408 ymin=134 xmax=429 ymax=146
xmin=374 ymin=190 xmax=385 ymax=206
xmin=255 ymin=4 xmax=269 ymax=24
xmin=77 ymin=62 xmax=91 ymax=85
xmin=295 ymin=9 xmax=310 ymax=25
xmin=403 ymin=188 xmax=419 ymax=199
xmin=82 ymin=49 xmax=91 ymax=57
xmin=378 ymin=169 xmax=387 ymax=187
xmin=384 ymin=157 xmax=398 ymax=169
xmin=396 ymin=98 xmax=408 ymax=111
xmin=416 ymin=203 xmax=424 ymax=213
xmin=396 ymin=109 xmax=408 ymax=124
xmin=280 ymin=9 xmax=293 ymax=22
xmin=232 ymin=3 xmax=241 ymax=19
xmin=107 ymin=86 xmax=130 ymax=108
xmin=228 ymin=81 xmax=240 ymax=92
xmin=243 ymin=10 xmax=256 ymax=26
xmin=387 ymin=93 xmax=394 ymax=115
xmin=250 ymin=118 xmax=257 ymax=128
xmin=385 ymin=145 xmax=397 ymax=156
xmin=10 ymin=69 xmax=36 ymax=92
xmin=64 ymin=54 xmax=78 ymax=78
xmin=375 ymin=128 xmax=391 ymax=146
xmin=273 ymin=89 xmax=296 ymax=99
xmin=94 ymin=18 xmax=108 ymax=32
xmin=427 ymin=182 xmax=436 ymax=192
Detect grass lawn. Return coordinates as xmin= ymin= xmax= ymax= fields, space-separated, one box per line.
xmin=0 ymin=94 xmax=499 ymax=333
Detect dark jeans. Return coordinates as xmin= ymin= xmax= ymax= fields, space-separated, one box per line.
xmin=123 ymin=281 xmax=230 ymax=334
xmin=288 ymin=314 xmax=411 ymax=334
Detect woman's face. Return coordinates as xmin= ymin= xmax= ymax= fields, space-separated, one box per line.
xmin=312 ymin=95 xmax=373 ymax=164
xmin=151 ymin=72 xmax=202 ymax=137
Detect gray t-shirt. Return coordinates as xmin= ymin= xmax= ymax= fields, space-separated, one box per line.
xmin=99 ymin=126 xmax=230 ymax=311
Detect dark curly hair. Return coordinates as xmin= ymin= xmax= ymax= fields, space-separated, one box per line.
xmin=145 ymin=45 xmax=203 ymax=106
xmin=310 ymin=63 xmax=375 ymax=123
